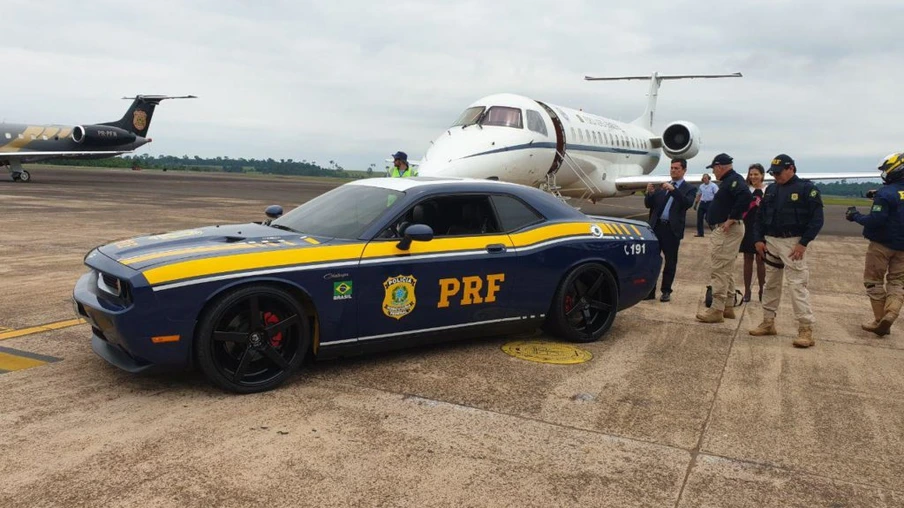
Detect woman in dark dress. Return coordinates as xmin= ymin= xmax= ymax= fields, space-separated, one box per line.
xmin=740 ymin=164 xmax=766 ymax=302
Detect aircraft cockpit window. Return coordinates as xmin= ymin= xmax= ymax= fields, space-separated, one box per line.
xmin=481 ymin=106 xmax=522 ymax=129
xmin=526 ymin=110 xmax=547 ymax=136
xmin=452 ymin=106 xmax=485 ymax=127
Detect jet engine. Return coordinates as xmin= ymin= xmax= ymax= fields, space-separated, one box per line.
xmin=661 ymin=121 xmax=701 ymax=159
xmin=71 ymin=125 xmax=136 ymax=146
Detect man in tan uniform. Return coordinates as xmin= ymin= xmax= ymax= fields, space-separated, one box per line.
xmin=696 ymin=153 xmax=752 ymax=323
xmin=845 ymin=152 xmax=904 ymax=337
xmin=749 ymin=154 xmax=824 ymax=347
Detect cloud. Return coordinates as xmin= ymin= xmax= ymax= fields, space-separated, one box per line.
xmin=1 ymin=0 xmax=902 ymax=173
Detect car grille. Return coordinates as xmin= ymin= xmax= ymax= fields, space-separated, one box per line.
xmin=97 ymin=272 xmax=122 ymax=297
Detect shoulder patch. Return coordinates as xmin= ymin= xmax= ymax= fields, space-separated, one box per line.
xmin=809 ymin=189 xmax=818 ymax=197
xmin=873 ymin=204 xmax=884 ymax=212
xmin=731 ymin=181 xmax=737 ymax=188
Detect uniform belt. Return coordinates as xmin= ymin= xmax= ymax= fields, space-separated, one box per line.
xmin=772 ymin=231 xmax=802 ymax=238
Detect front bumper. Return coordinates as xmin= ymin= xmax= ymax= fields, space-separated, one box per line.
xmin=73 ymin=269 xmax=193 ymax=372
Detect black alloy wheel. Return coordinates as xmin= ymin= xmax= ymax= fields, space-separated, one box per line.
xmin=546 ymin=263 xmax=619 ymax=343
xmin=196 ymin=285 xmax=309 ymax=393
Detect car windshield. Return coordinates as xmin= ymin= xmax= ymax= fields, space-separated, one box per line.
xmin=451 ymin=106 xmax=484 ymax=127
xmin=271 ymin=184 xmax=404 ymax=239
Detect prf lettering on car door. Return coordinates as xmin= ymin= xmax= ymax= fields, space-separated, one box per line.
xmin=437 ymin=273 xmax=505 ymax=308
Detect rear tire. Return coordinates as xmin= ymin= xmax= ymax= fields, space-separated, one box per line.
xmin=18 ymin=170 xmax=30 ymax=182
xmin=195 ymin=285 xmax=309 ymax=393
xmin=545 ymin=263 xmax=618 ymax=343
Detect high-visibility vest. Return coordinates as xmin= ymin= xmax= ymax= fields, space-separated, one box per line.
xmin=389 ymin=165 xmax=417 ymax=177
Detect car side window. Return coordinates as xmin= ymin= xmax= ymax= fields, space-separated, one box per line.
xmin=491 ymin=194 xmax=544 ymax=232
xmin=379 ymin=195 xmax=501 ymax=238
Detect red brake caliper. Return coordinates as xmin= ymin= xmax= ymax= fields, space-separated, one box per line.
xmin=564 ymin=294 xmax=574 ymax=313
xmin=263 ymin=312 xmax=283 ymax=347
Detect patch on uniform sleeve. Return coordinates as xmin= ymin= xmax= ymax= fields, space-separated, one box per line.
xmin=731 ymin=181 xmax=737 ymax=188
xmin=791 ymin=193 xmax=799 ymax=201
xmin=809 ymin=189 xmax=818 ymax=198
xmin=873 ymin=204 xmax=883 ymax=212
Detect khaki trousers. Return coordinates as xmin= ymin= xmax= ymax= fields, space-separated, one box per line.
xmin=708 ymin=223 xmax=745 ymax=311
xmin=762 ymin=236 xmax=815 ymax=325
xmin=864 ymin=241 xmax=904 ymax=300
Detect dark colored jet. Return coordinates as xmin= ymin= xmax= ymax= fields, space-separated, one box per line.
xmin=0 ymin=94 xmax=195 ymax=182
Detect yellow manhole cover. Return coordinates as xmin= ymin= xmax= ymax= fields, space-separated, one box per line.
xmin=501 ymin=340 xmax=593 ymax=365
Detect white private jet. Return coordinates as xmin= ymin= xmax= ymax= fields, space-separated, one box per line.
xmin=415 ymin=73 xmax=876 ymax=202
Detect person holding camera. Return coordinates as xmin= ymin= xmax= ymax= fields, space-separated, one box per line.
xmin=845 ymin=152 xmax=904 ymax=337
xmin=643 ymin=158 xmax=697 ymax=302
xmin=749 ymin=154 xmax=823 ymax=348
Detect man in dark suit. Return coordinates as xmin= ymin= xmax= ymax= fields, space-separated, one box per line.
xmin=644 ymin=158 xmax=698 ymax=302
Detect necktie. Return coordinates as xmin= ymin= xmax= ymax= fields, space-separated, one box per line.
xmin=661 ymin=182 xmax=677 ymax=220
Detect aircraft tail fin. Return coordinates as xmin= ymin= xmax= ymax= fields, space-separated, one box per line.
xmin=100 ymin=95 xmax=197 ymax=137
xmin=583 ymin=73 xmax=742 ymax=130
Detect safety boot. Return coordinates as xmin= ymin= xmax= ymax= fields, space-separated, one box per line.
xmin=876 ymin=295 xmax=904 ymax=336
xmin=749 ymin=318 xmax=777 ymax=336
xmin=793 ymin=325 xmax=815 ymax=348
xmin=696 ymin=307 xmax=724 ymax=323
xmin=723 ymin=306 xmax=737 ymax=319
xmin=862 ymin=298 xmax=888 ymax=336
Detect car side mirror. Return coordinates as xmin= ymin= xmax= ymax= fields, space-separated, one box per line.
xmin=396 ymin=223 xmax=433 ymax=250
xmin=265 ymin=205 xmax=283 ymax=219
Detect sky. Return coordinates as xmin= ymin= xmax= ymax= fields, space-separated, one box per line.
xmin=2 ymin=0 xmax=903 ymax=176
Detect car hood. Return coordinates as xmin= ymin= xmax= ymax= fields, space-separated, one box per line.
xmin=98 ymin=223 xmax=341 ymax=271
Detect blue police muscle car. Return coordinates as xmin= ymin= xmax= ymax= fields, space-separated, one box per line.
xmin=73 ymin=177 xmax=661 ymax=393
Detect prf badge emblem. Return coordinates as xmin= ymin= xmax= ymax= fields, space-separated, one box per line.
xmin=791 ymin=193 xmax=799 ymax=201
xmin=132 ymin=109 xmax=148 ymax=131
xmin=383 ymin=275 xmax=417 ymax=319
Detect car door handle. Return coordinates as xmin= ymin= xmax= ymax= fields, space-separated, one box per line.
xmin=486 ymin=243 xmax=506 ymax=253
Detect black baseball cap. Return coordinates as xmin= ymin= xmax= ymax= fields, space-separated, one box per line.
xmin=768 ymin=154 xmax=795 ymax=174
xmin=705 ymin=153 xmax=733 ymax=169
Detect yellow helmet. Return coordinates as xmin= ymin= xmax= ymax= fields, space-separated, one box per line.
xmin=879 ymin=152 xmax=904 ymax=183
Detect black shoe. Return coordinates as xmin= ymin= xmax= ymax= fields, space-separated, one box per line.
xmin=644 ymin=291 xmax=656 ymax=300
xmin=694 ymin=234 xmax=704 ymax=237
xmin=660 ymin=291 xmax=671 ymax=302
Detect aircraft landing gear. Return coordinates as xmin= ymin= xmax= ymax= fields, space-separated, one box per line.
xmin=7 ymin=161 xmax=30 ymax=182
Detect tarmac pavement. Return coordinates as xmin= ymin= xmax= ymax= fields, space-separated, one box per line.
xmin=0 ymin=166 xmax=901 ymax=507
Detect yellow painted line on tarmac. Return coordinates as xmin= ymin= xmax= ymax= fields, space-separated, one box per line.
xmin=0 ymin=318 xmax=87 ymax=341
xmin=0 ymin=345 xmax=62 ymax=374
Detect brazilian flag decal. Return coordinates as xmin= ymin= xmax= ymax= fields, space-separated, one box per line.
xmin=333 ymin=281 xmax=353 ymax=300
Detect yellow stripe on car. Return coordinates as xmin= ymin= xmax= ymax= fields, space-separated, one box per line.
xmin=142 ymin=244 xmax=367 ymax=285
xmin=120 ymin=242 xmax=277 ymax=265
xmin=140 ymin=221 xmax=646 ymax=287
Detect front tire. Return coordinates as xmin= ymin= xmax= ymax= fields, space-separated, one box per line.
xmin=195 ymin=285 xmax=309 ymax=393
xmin=17 ymin=170 xmax=30 ymax=182
xmin=545 ymin=263 xmax=619 ymax=343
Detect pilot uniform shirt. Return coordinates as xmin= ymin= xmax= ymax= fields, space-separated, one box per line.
xmin=706 ymin=169 xmax=752 ymax=227
xmin=697 ymin=182 xmax=719 ymax=203
xmin=754 ymin=175 xmax=824 ymax=246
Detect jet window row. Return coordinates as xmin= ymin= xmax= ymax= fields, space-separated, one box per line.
xmin=452 ymin=106 xmax=548 ymax=136
xmin=569 ymin=127 xmax=649 ymax=151
xmin=2 ymin=133 xmax=58 ymax=140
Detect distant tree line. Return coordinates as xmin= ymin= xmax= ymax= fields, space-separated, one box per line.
xmin=813 ymin=180 xmax=882 ymax=197
xmin=44 ymin=156 xmax=881 ymax=196
xmin=48 ymin=154 xmax=384 ymax=179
